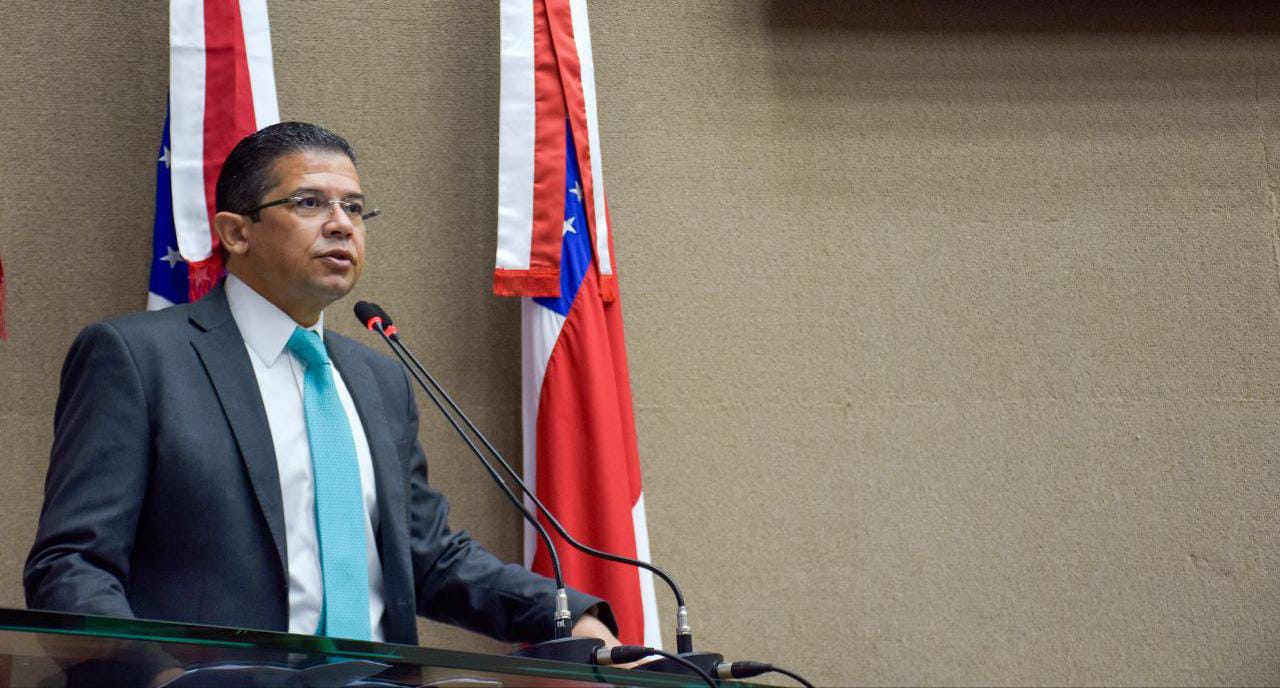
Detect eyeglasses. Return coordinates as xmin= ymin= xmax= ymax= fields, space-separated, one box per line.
xmin=242 ymin=193 xmax=382 ymax=223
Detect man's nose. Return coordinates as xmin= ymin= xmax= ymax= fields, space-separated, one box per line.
xmin=321 ymin=202 xmax=356 ymax=236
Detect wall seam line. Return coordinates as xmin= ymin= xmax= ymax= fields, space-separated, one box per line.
xmin=1253 ymin=50 xmax=1280 ymax=305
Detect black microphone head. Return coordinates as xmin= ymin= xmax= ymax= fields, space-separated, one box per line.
xmin=355 ymin=301 xmax=399 ymax=337
xmin=370 ymin=302 xmax=394 ymax=327
xmin=353 ymin=301 xmax=381 ymax=329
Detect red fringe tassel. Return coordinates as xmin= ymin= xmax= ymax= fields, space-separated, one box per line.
xmin=187 ymin=248 xmax=225 ymax=303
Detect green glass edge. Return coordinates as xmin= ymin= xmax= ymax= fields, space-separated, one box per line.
xmin=0 ymin=611 xmax=757 ymax=687
xmin=0 ymin=624 xmax=255 ymax=648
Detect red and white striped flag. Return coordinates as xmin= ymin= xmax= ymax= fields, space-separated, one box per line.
xmin=496 ymin=0 xmax=660 ymax=647
xmin=159 ymin=0 xmax=278 ymax=306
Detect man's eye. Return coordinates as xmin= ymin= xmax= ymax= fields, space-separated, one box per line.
xmin=294 ymin=196 xmax=324 ymax=209
xmin=345 ymin=201 xmax=365 ymax=215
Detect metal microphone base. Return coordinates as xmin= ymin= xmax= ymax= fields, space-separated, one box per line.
xmin=634 ymin=651 xmax=724 ymax=676
xmin=510 ymin=637 xmax=605 ymax=664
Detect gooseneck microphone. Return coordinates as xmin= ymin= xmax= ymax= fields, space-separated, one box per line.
xmin=355 ymin=302 xmax=820 ymax=688
xmin=353 ymin=302 xmax=595 ymax=662
xmin=353 ymin=302 xmax=706 ymax=654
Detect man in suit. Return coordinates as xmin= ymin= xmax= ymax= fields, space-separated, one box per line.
xmin=24 ymin=122 xmax=618 ymax=651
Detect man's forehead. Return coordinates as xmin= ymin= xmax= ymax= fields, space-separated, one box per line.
xmin=267 ymin=150 xmax=361 ymax=192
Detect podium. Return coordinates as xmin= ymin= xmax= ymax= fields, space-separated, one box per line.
xmin=0 ymin=607 xmax=741 ymax=687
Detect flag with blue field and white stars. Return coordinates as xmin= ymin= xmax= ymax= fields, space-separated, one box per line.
xmin=147 ymin=109 xmax=190 ymax=310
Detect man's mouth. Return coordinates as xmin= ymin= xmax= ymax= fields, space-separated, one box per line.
xmin=317 ymin=249 xmax=355 ymax=266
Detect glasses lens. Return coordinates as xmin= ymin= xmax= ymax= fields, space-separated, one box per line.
xmin=291 ymin=194 xmax=327 ymax=217
xmin=342 ymin=199 xmax=366 ymax=218
xmin=287 ymin=195 xmax=371 ymax=223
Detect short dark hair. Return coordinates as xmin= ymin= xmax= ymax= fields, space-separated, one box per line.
xmin=215 ymin=121 xmax=357 ymax=216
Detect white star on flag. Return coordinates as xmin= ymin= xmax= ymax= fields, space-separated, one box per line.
xmin=160 ymin=245 xmax=183 ymax=268
xmin=159 ymin=146 xmax=171 ymax=168
xmin=569 ymin=181 xmax=582 ymax=201
xmin=563 ymin=217 xmax=577 ymax=235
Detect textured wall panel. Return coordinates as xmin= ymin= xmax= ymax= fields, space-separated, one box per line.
xmin=2 ymin=1 xmax=1279 ymax=684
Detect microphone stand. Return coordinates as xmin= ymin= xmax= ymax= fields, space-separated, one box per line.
xmin=356 ymin=304 xmax=819 ymax=687
xmin=356 ymin=305 xmax=723 ymax=677
xmin=364 ymin=319 xmax=602 ymax=663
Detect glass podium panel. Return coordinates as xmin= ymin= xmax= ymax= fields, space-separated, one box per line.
xmin=0 ymin=608 xmax=741 ymax=688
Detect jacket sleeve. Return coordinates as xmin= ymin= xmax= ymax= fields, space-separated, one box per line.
xmin=398 ymin=368 xmax=617 ymax=642
xmin=24 ymin=321 xmax=150 ymax=619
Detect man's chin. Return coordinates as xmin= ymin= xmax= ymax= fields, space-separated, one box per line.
xmin=310 ymin=275 xmax=359 ymax=306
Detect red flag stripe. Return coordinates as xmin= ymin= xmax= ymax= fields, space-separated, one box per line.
xmin=603 ymin=291 xmax=642 ymax=500
xmin=530 ymin=0 xmax=568 ymax=295
xmin=187 ymin=0 xmax=256 ymax=301
xmin=531 ymin=267 xmax=645 ymax=644
xmin=202 ymin=0 xmax=256 ymax=230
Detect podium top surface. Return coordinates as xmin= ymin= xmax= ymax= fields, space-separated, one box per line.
xmin=0 ymin=607 xmax=735 ymax=688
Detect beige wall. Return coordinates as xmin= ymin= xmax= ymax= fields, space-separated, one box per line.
xmin=2 ymin=1 xmax=1279 ymax=685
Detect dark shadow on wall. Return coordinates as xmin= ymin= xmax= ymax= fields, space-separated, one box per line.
xmin=751 ymin=0 xmax=1280 ymax=133
xmin=765 ymin=1 xmax=1280 ymax=35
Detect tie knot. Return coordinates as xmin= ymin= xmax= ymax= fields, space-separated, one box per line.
xmin=287 ymin=327 xmax=330 ymax=369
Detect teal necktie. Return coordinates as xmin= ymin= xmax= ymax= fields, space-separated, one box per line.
xmin=287 ymin=327 xmax=371 ymax=641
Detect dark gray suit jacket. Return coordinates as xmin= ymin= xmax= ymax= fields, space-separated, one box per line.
xmin=24 ymin=284 xmax=610 ymax=645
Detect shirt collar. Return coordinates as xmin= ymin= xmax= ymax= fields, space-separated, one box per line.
xmin=225 ymin=274 xmax=325 ymax=367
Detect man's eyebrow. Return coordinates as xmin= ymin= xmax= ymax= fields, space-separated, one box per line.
xmin=290 ymin=186 xmax=366 ymax=200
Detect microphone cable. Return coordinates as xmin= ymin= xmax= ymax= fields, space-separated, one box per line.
xmin=715 ymin=660 xmax=816 ymax=688
xmin=595 ymin=645 xmax=716 ymax=688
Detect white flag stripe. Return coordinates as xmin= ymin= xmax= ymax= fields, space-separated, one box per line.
xmin=496 ymin=0 xmax=537 ymax=272
xmin=239 ymin=0 xmax=279 ymax=129
xmin=632 ymin=494 xmax=662 ymax=650
xmin=169 ymin=0 xmax=210 ymax=263
xmin=520 ymin=297 xmax=568 ymax=567
xmin=566 ymin=0 xmax=612 ymax=278
xmin=146 ymin=292 xmax=176 ymax=311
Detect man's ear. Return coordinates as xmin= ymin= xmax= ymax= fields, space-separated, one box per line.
xmin=213 ymin=211 xmax=250 ymax=258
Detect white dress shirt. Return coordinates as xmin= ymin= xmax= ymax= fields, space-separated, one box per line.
xmin=225 ymin=275 xmax=386 ymax=641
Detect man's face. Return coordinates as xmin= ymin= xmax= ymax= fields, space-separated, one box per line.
xmin=227 ymin=149 xmax=367 ymax=323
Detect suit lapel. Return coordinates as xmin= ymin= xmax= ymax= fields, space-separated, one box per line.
xmin=188 ymin=286 xmax=289 ymax=579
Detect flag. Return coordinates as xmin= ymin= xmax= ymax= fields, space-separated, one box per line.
xmin=497 ymin=0 xmax=660 ymax=647
xmin=148 ymin=110 xmax=189 ymax=310
xmin=149 ymin=0 xmax=278 ymax=309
